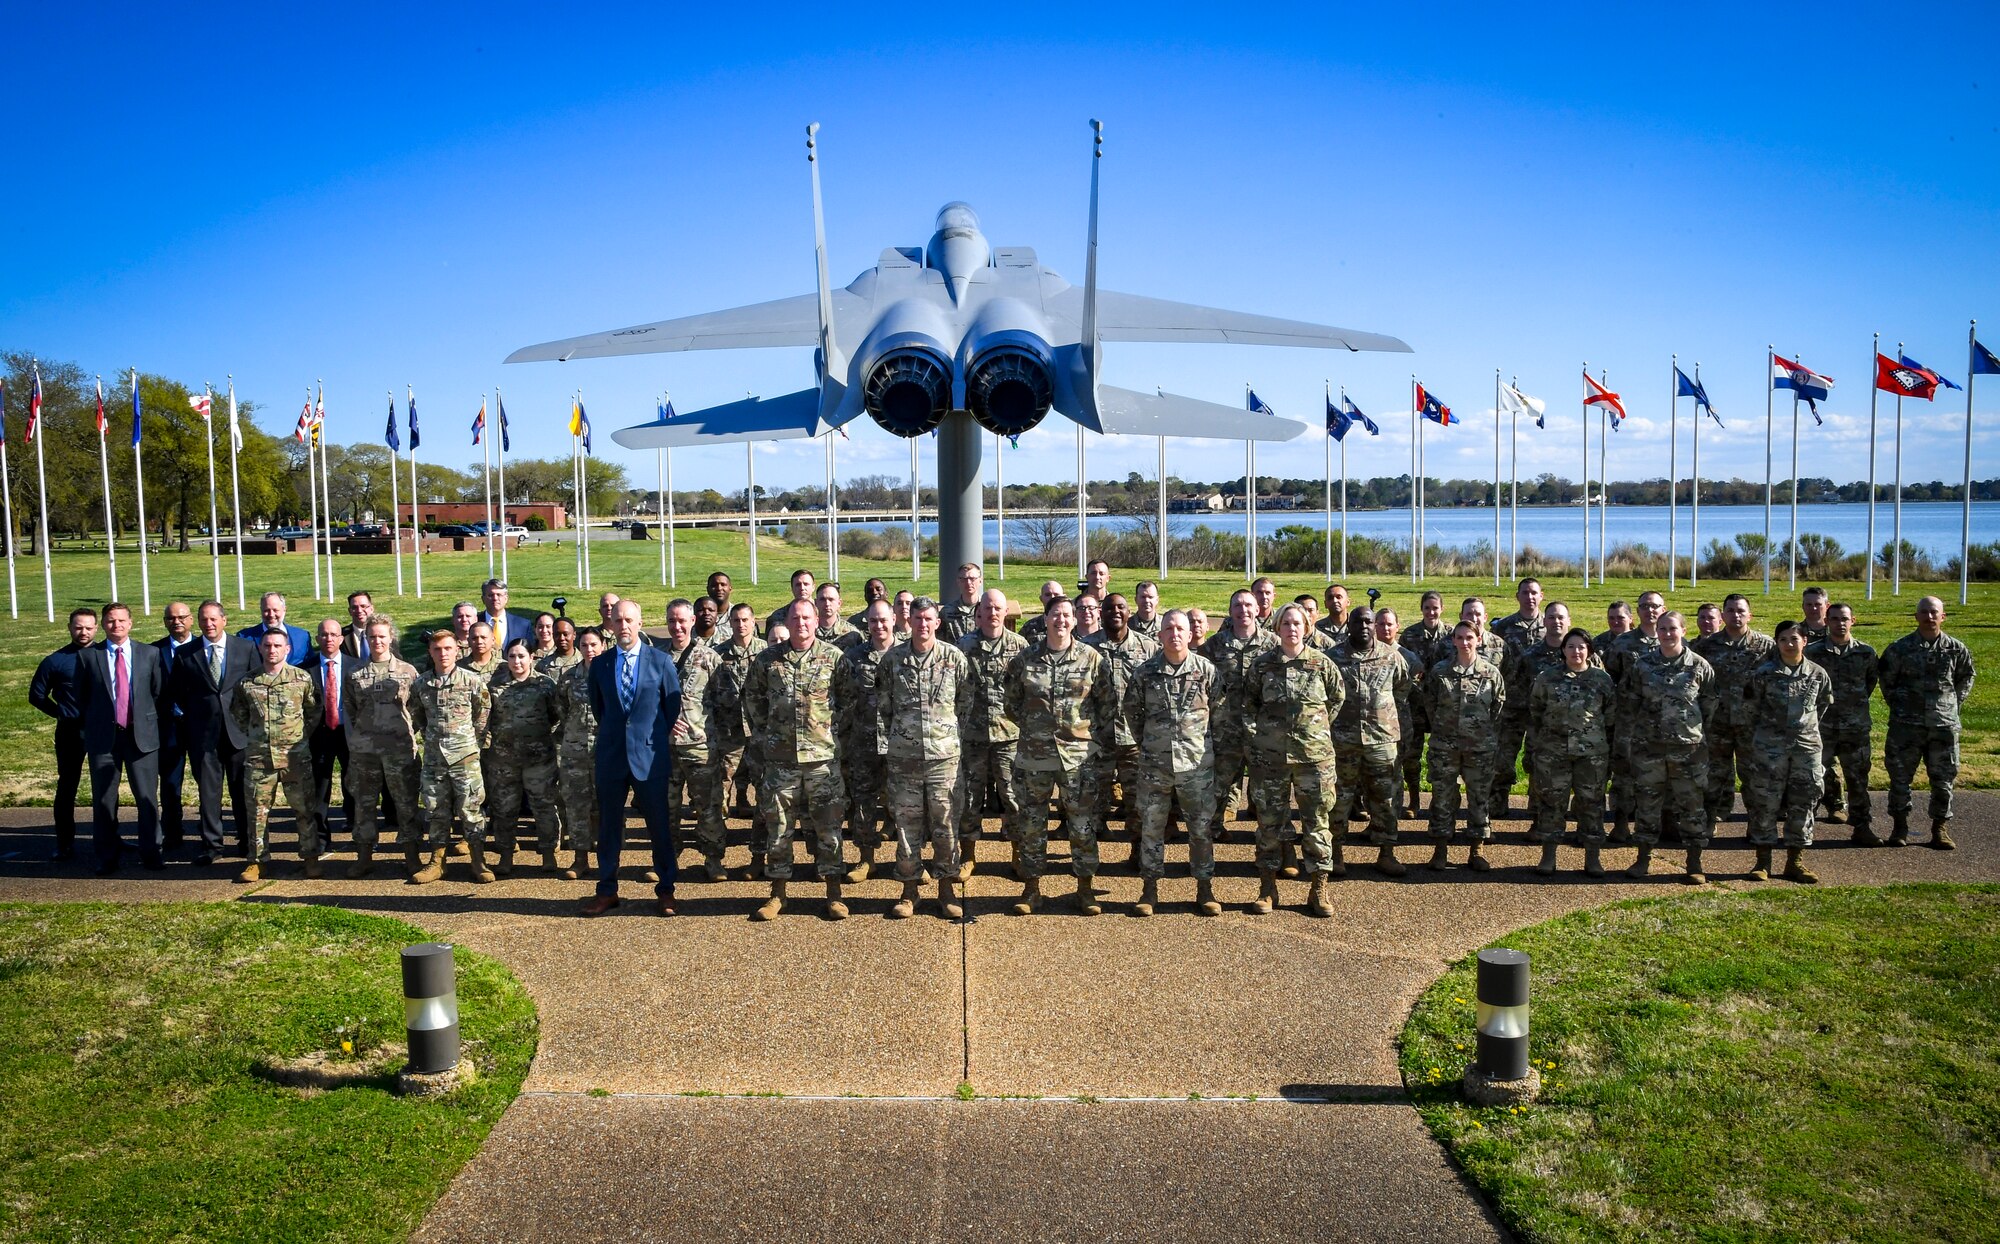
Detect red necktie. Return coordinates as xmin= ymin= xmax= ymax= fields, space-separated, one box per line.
xmin=325 ymin=659 xmax=340 ymax=728
xmin=114 ymin=647 xmax=129 ymax=729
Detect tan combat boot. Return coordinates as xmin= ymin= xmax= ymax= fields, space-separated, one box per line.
xmin=957 ymin=838 xmax=978 ymax=883
xmin=1375 ymin=845 xmax=1406 ymax=878
xmin=889 ymin=878 xmax=921 ymax=919
xmin=468 ymin=845 xmax=496 ymax=884
xmin=409 ymin=850 xmax=445 ymax=885
xmin=1682 ymin=847 xmax=1705 ymax=886
xmin=1193 ymin=876 xmax=1220 ymax=916
xmin=302 ymin=854 xmax=324 ymax=881
xmin=235 ymin=860 xmax=261 ymax=884
xmin=1625 ymin=846 xmax=1653 ymax=879
xmin=561 ymin=848 xmax=589 ymax=881
xmin=1932 ymin=820 xmax=1956 ymax=850
xmin=737 ymin=851 xmax=767 ymax=882
xmin=1131 ymin=877 xmax=1158 ymax=918
xmin=752 ymin=880 xmax=787 ymax=921
xmin=1011 ymin=876 xmax=1042 ymax=916
xmin=1850 ymin=824 xmax=1883 ymax=847
xmin=845 ymin=844 xmax=878 ymax=884
xmin=1278 ymin=840 xmax=1301 ymax=880
xmin=1748 ymin=847 xmax=1773 ymax=882
xmin=1466 ymin=843 xmax=1489 ymax=873
xmin=1782 ymin=848 xmax=1819 ymax=884
xmin=1535 ymin=843 xmax=1558 ymax=876
xmin=703 ymin=855 xmax=728 ymax=883
xmin=1583 ymin=845 xmax=1604 ymax=877
xmin=1073 ymin=874 xmax=1101 ymax=917
xmin=1249 ymin=870 xmax=1279 ymax=916
xmin=448 ymin=838 xmax=470 ymax=859
xmin=938 ymin=877 xmax=963 ymax=920
xmin=1888 ymin=816 xmax=1910 ymax=847
xmin=347 ymin=844 xmax=375 ymax=880
xmin=1305 ymin=875 xmax=1332 ymax=918
xmin=824 ymin=879 xmax=849 ymax=921
xmin=1327 ymin=843 xmax=1346 ymax=878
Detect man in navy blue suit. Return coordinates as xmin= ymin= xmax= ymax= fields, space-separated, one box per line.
xmin=175 ymin=600 xmax=258 ymax=865
xmin=237 ymin=591 xmax=311 ymax=664
xmin=78 ymin=602 xmax=167 ymax=874
xmin=581 ymin=599 xmax=683 ymax=916
xmin=478 ymin=579 xmax=536 ymax=651
xmin=152 ymin=601 xmax=199 ymax=852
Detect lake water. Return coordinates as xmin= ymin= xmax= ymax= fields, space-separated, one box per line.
xmin=840 ymin=501 xmax=1994 ymax=561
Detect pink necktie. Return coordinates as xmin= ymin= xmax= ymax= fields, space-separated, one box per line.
xmin=114 ymin=647 xmax=129 ymax=729
xmin=325 ymin=660 xmax=340 ymax=728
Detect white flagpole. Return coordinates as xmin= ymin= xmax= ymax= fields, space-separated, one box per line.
xmin=388 ymin=392 xmax=404 ymax=597
xmin=1893 ymin=340 xmax=1905 ymax=596
xmin=1962 ymin=319 xmax=1977 ymax=607
xmin=825 ymin=430 xmax=838 ymax=585
xmin=1323 ymin=383 xmax=1333 ymax=581
xmin=580 ymin=405 xmax=593 ymax=591
xmin=1789 ymin=388 xmax=1801 ymax=591
xmin=1508 ymin=378 xmax=1520 ymax=580
xmin=481 ymin=396 xmax=494 ymax=576
xmin=995 ymin=432 xmax=1006 ymax=580
xmin=496 ymin=390 xmax=510 ymax=583
xmin=1692 ymin=363 xmax=1703 ymax=590
xmin=33 ymin=362 xmax=53 ymax=621
xmin=1866 ymin=334 xmax=1879 ymax=601
xmin=1339 ymin=386 xmax=1352 ymax=578
xmin=665 ymin=438 xmax=676 ymax=588
xmin=1493 ymin=369 xmax=1502 ymax=587
xmin=131 ymin=368 xmax=151 ymax=615
xmin=1669 ymin=354 xmax=1679 ymax=592
xmin=409 ymin=386 xmax=423 ymax=599
xmin=745 ymin=437 xmax=756 ymax=587
xmin=1417 ymin=404 xmax=1427 ymax=579
xmin=0 ymin=383 xmax=16 ymax=618
xmin=96 ymin=378 xmax=118 ymax=601
xmin=302 ymin=389 xmax=321 ymax=601
xmin=228 ymin=378 xmax=244 ymax=609
xmin=1079 ymin=421 xmax=1091 ymax=584
xmin=1581 ymin=362 xmax=1591 ymax=589
xmin=318 ymin=382 xmax=334 ymax=600
xmin=1764 ymin=345 xmax=1774 ymax=595
xmin=1409 ymin=375 xmax=1418 ymax=584
xmin=1242 ymin=437 xmax=1253 ymax=582
xmin=202 ymin=384 xmax=220 ymax=602
xmin=573 ymin=422 xmax=584 ymax=588
xmin=657 ymin=446 xmax=668 ymax=586
xmin=1157 ymin=432 xmax=1168 ymax=581
xmin=908 ymin=438 xmax=917 ymax=586
xmin=1598 ymin=397 xmax=1608 ymax=585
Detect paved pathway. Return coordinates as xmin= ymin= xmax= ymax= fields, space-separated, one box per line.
xmin=4 ymin=794 xmax=1995 ymax=1241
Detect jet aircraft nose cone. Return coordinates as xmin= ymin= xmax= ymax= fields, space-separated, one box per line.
xmin=934 ymin=202 xmax=980 ymax=235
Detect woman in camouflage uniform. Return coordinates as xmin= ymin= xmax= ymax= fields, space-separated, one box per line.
xmin=556 ymin=628 xmax=606 ymax=880
xmin=1527 ymin=628 xmax=1616 ymax=877
xmin=485 ymin=638 xmax=564 ymax=876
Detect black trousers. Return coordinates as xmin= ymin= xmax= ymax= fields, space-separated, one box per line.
xmin=89 ymin=731 xmax=160 ymax=867
xmin=158 ymin=720 xmax=188 ymax=849
xmin=193 ymin=735 xmax=248 ymax=854
xmin=53 ymin=720 xmax=84 ymax=854
xmin=309 ymin=724 xmax=351 ymax=843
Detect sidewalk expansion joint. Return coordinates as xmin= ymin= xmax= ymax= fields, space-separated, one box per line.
xmin=517 ymin=1089 xmax=1411 ymax=1106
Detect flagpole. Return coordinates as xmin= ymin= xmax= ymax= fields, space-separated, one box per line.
xmin=1323 ymin=383 xmax=1332 ymax=581
xmin=495 ymin=390 xmax=509 ymax=583
xmin=202 ymin=384 xmax=220 ymax=602
xmin=481 ymin=395 xmax=494 ymax=576
xmin=1866 ymin=334 xmax=1879 ymax=601
xmin=1409 ymin=375 xmax=1418 ymax=584
xmin=824 ymin=430 xmax=837 ymax=586
xmin=1339 ymin=386 xmax=1351 ymax=579
xmin=665 ymin=437 xmax=676 ymax=588
xmin=1893 ymin=340 xmax=1905 ymax=596
xmin=1417 ymin=410 xmax=1426 ymax=580
xmin=33 ymin=363 xmax=54 ymax=621
xmin=1598 ymin=380 xmax=1607 ymax=586
xmin=96 ymin=379 xmax=118 ymax=601
xmin=1581 ymin=361 xmax=1591 ymax=589
xmin=1691 ymin=363 xmax=1703 ymax=590
xmin=745 ymin=437 xmax=756 ymax=587
xmin=995 ymin=431 xmax=1006 ymax=580
xmin=1508 ymin=377 xmax=1520 ymax=581
xmin=387 ymin=393 xmax=404 ymax=597
xmin=303 ymin=389 xmax=321 ymax=601
xmin=0 ymin=385 xmax=17 ymax=618
xmin=1962 ymin=319 xmax=1977 ymax=607
xmin=228 ymin=378 xmax=244 ymax=609
xmin=657 ymin=447 xmax=668 ymax=586
xmin=409 ymin=387 xmax=423 ymax=599
xmin=1157 ymin=432 xmax=1168 ymax=581
xmin=131 ymin=369 xmax=151 ymax=615
xmin=1789 ymin=389 xmax=1801 ymax=591
xmin=1764 ymin=344 xmax=1774 ymax=596
xmin=318 ymin=383 xmax=334 ymax=600
xmin=573 ymin=421 xmax=583 ymax=588
xmin=908 ymin=438 xmax=918 ymax=586
xmin=1242 ymin=436 xmax=1253 ymax=582
xmin=1493 ymin=369 xmax=1501 ymax=587
xmin=580 ymin=402 xmax=593 ymax=591
xmin=1081 ymin=421 xmax=1092 ymax=585
xmin=1669 ymin=354 xmax=1679 ymax=592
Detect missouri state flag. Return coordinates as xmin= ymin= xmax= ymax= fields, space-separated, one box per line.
xmin=1772 ymin=353 xmax=1832 ymax=423
xmin=1416 ymin=383 xmax=1454 ymax=426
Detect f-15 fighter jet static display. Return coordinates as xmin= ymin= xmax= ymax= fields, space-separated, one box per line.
xmin=505 ymin=121 xmax=1411 ymax=449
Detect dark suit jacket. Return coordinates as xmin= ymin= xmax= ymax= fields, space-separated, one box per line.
xmin=238 ymin=622 xmax=311 ymax=665
xmin=153 ymin=635 xmax=199 ymax=720
xmin=341 ymin=624 xmax=369 ymax=660
xmin=588 ymin=644 xmax=682 ymax=783
xmin=172 ymin=635 xmax=258 ymax=750
xmin=77 ymin=640 xmax=166 ymax=755
xmin=306 ymin=652 xmax=350 ymax=731
xmin=480 ymin=610 xmax=535 ymax=650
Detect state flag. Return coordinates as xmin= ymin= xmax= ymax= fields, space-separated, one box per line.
xmin=1876 ymin=353 xmax=1938 ymax=401
xmin=497 ymin=393 xmax=511 ymax=451
xmin=189 ymin=392 xmax=212 ymax=418
xmin=1976 ymin=339 xmax=2000 ymax=377
xmin=1901 ymin=352 xmax=1959 ymax=392
xmin=1327 ymin=393 xmax=1379 ymax=441
xmin=1498 ymin=382 xmax=1546 ymax=430
xmin=1772 ymin=354 xmax=1832 ymax=424
xmin=1582 ymin=370 xmax=1626 ymax=426
xmin=96 ymin=378 xmax=107 ymax=435
xmin=385 ymin=395 xmax=400 ymax=452
xmin=408 ymin=389 xmax=421 ymax=451
xmin=1416 ymin=383 xmax=1454 ymax=426
xmin=471 ymin=399 xmax=487 ymax=445
xmin=25 ymin=366 xmax=42 ymax=443
xmin=130 ymin=370 xmax=142 ymax=447
xmin=1675 ymin=365 xmax=1723 ymax=428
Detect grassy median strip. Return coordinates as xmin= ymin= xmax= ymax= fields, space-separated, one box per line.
xmin=1399 ymin=884 xmax=2000 ymax=1244
xmin=0 ymin=902 xmax=536 ymax=1243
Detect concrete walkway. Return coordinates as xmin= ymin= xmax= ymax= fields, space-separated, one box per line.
xmin=4 ymin=795 xmax=1995 ymax=1241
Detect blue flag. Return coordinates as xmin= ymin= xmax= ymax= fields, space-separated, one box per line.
xmin=1976 ymin=339 xmax=2000 ymax=377
xmin=577 ymin=400 xmax=592 ymax=454
xmin=1675 ymin=365 xmax=1724 ymax=427
xmin=1327 ymin=393 xmax=1378 ymax=441
xmin=408 ymin=392 xmax=421 ymax=451
xmin=1901 ymin=353 xmax=1961 ymax=392
xmin=1247 ymin=388 xmax=1275 ymax=417
xmin=497 ymin=393 xmax=510 ymax=451
xmin=385 ymin=396 xmax=400 ymax=452
xmin=130 ymin=372 xmax=142 ymax=446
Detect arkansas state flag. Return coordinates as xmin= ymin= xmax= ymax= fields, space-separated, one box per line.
xmin=1875 ymin=353 xmax=1938 ymax=400
xmin=1416 ymin=383 xmax=1454 ymax=426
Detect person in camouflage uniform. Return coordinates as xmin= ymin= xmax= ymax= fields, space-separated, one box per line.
xmin=1594 ymin=600 xmax=1634 ymax=658
xmin=879 ymin=597 xmax=974 ymax=919
xmin=1487 ymin=578 xmax=1546 ymax=819
xmin=1245 ymin=605 xmax=1350 ymax=914
xmin=343 ymin=616 xmax=423 ymax=880
xmin=537 ymin=617 xmax=581 ymax=681
xmin=409 ymin=630 xmax=494 ymax=884
xmin=957 ymin=589 xmax=1028 ymax=882
xmin=1374 ymin=607 xmax=1424 ymax=814
xmin=1599 ymin=592 xmax=1663 ymax=841
xmin=1005 ymin=597 xmax=1116 ymax=915
xmin=1128 ymin=580 xmax=1163 ymax=640
xmin=834 ymin=602 xmax=898 ymax=883
xmin=1302 ymin=596 xmax=1342 ymax=657
xmin=1692 ymin=593 xmax=1773 ymax=834
xmin=744 ymin=600 xmax=848 ymax=920
xmin=938 ymin=563 xmax=982 ymax=644
xmin=1398 ymin=590 xmax=1450 ymax=814
xmin=846 ymin=577 xmax=889 ymax=630
xmin=1506 ymin=602 xmax=1579 ymax=824
xmin=1200 ymin=590 xmax=1277 ymax=850
xmin=1315 ymin=584 xmax=1351 ymax=645
xmin=1085 ymin=592 xmax=1159 ymax=868
xmin=1527 ymin=628 xmax=1616 ymax=876
xmin=1127 ymin=610 xmax=1222 ymax=917
xmin=711 ymin=603 xmax=766 ymax=838
xmin=1424 ymin=622 xmax=1506 ymax=870
xmin=484 ymin=638 xmax=563 ymax=876
xmin=229 ymin=630 xmax=322 ymax=882
xmin=1018 ymin=580 xmax=1064 ymax=647
xmin=814 ymin=583 xmax=863 ymax=652
xmin=1620 ymin=610 xmax=1718 ymax=883
xmin=1806 ymin=602 xmax=1879 ymax=843
xmin=1740 ymin=621 xmax=1834 ymax=882
xmin=463 ymin=622 xmax=501 ymax=682
xmin=1798 ymin=586 xmax=1829 ymax=646
xmin=555 ymin=628 xmax=606 ymax=880
xmin=765 ymin=568 xmax=817 ymax=637
xmin=1877 ymin=595 xmax=1977 ymax=848
xmin=1330 ymin=607 xmax=1410 ymax=856
xmin=662 ymin=600 xmax=727 ymax=879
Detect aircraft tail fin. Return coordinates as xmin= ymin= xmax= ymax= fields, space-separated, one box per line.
xmin=806 ymin=123 xmax=847 ymax=424
xmin=1054 ymin=120 xmax=1107 ymax=431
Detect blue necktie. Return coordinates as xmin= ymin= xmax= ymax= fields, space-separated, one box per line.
xmin=620 ymin=651 xmax=636 ymax=711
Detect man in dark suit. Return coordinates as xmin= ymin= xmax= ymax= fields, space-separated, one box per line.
xmin=306 ymin=617 xmax=353 ymax=848
xmin=77 ymin=602 xmax=167 ymax=874
xmin=153 ymin=601 xmax=198 ymax=852
xmin=173 ymin=599 xmax=257 ymax=865
xmin=237 ymin=591 xmax=311 ymax=664
xmin=340 ymin=590 xmax=375 ymax=659
xmin=581 ymin=599 xmax=682 ymax=917
xmin=30 ymin=607 xmax=99 ymax=861
xmin=478 ymin=578 xmax=535 ymax=650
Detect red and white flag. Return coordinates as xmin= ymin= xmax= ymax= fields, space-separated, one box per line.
xmin=95 ymin=378 xmax=108 ymax=434
xmin=1582 ymin=370 xmax=1626 ymax=422
xmin=189 ymin=392 xmax=213 ymax=418
xmin=294 ymin=398 xmax=312 ymax=443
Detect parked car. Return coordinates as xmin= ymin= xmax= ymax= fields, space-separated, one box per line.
xmin=346 ymin=523 xmax=387 ymax=538
xmin=435 ymin=524 xmax=477 ymax=538
xmin=499 ymin=524 xmax=532 ymax=541
xmin=271 ymin=526 xmax=311 ymax=541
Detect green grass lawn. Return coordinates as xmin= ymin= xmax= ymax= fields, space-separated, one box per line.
xmin=0 ymin=901 xmax=536 ymax=1243
xmin=0 ymin=531 xmax=1992 ymax=800
xmin=1398 ymin=884 xmax=2000 ymax=1244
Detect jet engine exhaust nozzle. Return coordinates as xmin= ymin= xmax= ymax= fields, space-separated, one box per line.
xmin=967 ymin=348 xmax=1054 ymax=438
xmin=863 ymin=349 xmax=951 ymax=438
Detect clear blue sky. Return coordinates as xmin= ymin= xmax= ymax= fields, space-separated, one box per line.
xmin=6 ymin=4 xmax=1996 ymax=499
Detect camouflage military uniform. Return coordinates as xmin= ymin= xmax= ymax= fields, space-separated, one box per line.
xmin=1485 ymin=614 xmax=1545 ymax=819
xmin=1005 ymin=640 xmax=1114 ymax=880
xmin=766 ymin=603 xmax=815 ymax=637
xmin=1877 ymin=630 xmax=1977 ymax=826
xmin=1306 ymin=627 xmax=1342 ymax=657
xmin=1741 ymin=657 xmax=1834 ymax=848
xmin=1199 ymin=625 xmax=1277 ymax=836
xmin=1245 ymin=645 xmax=1346 ymax=873
xmin=1600 ymin=629 xmax=1660 ymax=829
xmin=1398 ymin=620 xmax=1450 ymax=798
xmin=957 ymin=628 xmax=1029 ymax=842
xmin=665 ymin=639 xmax=726 ymax=864
xmin=1128 ymin=613 xmax=1161 ymax=641
xmin=536 ymin=649 xmax=582 ymax=682
xmin=710 ymin=635 xmax=766 ymax=817
xmin=344 ymin=656 xmax=422 ymax=848
xmin=1330 ymin=643 xmax=1410 ymax=845
xmin=1387 ymin=643 xmax=1424 ymax=807
xmin=1424 ymin=657 xmax=1505 ymax=841
xmin=1085 ymin=628 xmax=1160 ymax=844
xmin=484 ymin=672 xmax=563 ymax=855
xmin=937 ymin=597 xmax=978 ymax=645
xmin=230 ymin=664 xmax=321 ymax=861
xmin=1128 ymin=651 xmax=1220 ymax=880
xmin=818 ymin=617 xmax=865 ymax=653
xmin=834 ymin=642 xmax=894 ymax=856
xmin=410 ymin=666 xmax=492 ymax=849
xmin=1507 ymin=640 xmax=1572 ymax=813
xmin=1527 ymin=665 xmax=1615 ymax=843
xmin=1019 ymin=614 xmax=1048 ymax=647
xmin=744 ymin=639 xmax=847 ymax=881
xmin=1620 ymin=646 xmax=1717 ymax=846
xmin=1805 ymin=636 xmax=1878 ymax=831
xmin=464 ymin=653 xmax=502 ymax=683
xmin=1692 ymin=629 xmax=1774 ymax=828
xmin=878 ymin=640 xmax=973 ymax=880
xmin=556 ymin=661 xmax=599 ymax=851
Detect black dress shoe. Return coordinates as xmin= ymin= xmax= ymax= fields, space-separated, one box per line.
xmin=140 ymin=856 xmax=166 ymax=871
xmin=93 ymin=862 xmax=119 ymax=877
xmin=49 ymin=847 xmax=75 ymax=863
xmin=191 ymin=852 xmax=214 ymax=867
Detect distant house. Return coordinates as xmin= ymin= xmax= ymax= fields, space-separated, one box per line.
xmin=1168 ymin=493 xmax=1228 ymax=513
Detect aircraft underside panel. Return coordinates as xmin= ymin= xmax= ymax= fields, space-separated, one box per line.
xmin=1092 ymin=385 xmax=1307 ymax=442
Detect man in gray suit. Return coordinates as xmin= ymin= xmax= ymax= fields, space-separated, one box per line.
xmin=78 ymin=602 xmax=166 ymax=874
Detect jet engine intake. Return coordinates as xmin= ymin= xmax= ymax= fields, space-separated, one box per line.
xmin=967 ymin=347 xmax=1053 ymax=437
xmin=863 ymin=348 xmax=951 ymax=437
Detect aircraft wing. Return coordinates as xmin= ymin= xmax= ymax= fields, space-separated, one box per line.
xmin=1050 ymin=288 xmax=1412 ymax=353
xmin=506 ymin=291 xmax=871 ymax=363
xmin=608 ymin=388 xmax=824 ymax=450
xmin=1093 ymin=385 xmax=1306 ymax=442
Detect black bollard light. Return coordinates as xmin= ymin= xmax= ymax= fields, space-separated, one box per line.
xmin=401 ymin=942 xmax=460 ymax=1074
xmin=1474 ymin=948 xmax=1530 ymax=1081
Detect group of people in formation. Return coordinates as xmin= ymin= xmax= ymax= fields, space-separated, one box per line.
xmin=30 ymin=557 xmax=1976 ymax=921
